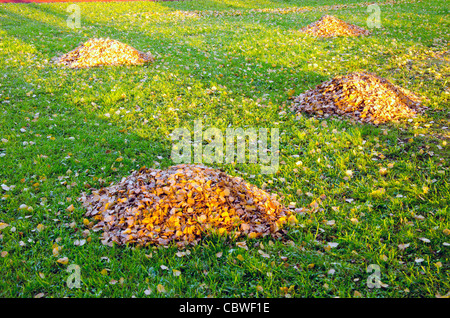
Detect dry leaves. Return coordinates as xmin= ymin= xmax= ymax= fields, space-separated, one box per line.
xmin=291 ymin=72 xmax=424 ymax=124
xmin=80 ymin=164 xmax=298 ymax=247
xmin=54 ymin=38 xmax=155 ymax=69
xmin=300 ymin=15 xmax=370 ymax=38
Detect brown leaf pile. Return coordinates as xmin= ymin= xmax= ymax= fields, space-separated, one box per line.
xmin=55 ymin=38 xmax=155 ymax=68
xmin=300 ymin=15 xmax=370 ymax=37
xmin=80 ymin=164 xmax=298 ymax=247
xmin=291 ymin=72 xmax=424 ymax=124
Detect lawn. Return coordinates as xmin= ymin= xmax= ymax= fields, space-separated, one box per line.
xmin=0 ymin=0 xmax=449 ymax=299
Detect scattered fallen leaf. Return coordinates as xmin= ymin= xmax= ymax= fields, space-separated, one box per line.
xmin=73 ymin=239 xmax=86 ymax=246
xmin=398 ymin=243 xmax=410 ymax=250
xmin=173 ymin=269 xmax=181 ymax=277
xmin=353 ymin=290 xmax=363 ymax=298
xmin=258 ymin=249 xmax=270 ymax=258
xmin=236 ymin=241 xmax=248 ymax=250
xmin=157 ymin=284 xmax=166 ymax=293
xmin=144 ymin=288 xmax=152 ymax=295
xmin=326 ymin=242 xmax=339 ymax=249
xmin=56 ymin=257 xmax=69 ymax=265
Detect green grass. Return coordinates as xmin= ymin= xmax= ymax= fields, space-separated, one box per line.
xmin=0 ymin=0 xmax=449 ymax=298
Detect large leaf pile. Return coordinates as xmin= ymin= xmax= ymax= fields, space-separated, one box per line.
xmin=80 ymin=164 xmax=298 ymax=247
xmin=54 ymin=38 xmax=155 ymax=68
xmin=291 ymin=72 xmax=424 ymax=124
xmin=300 ymin=15 xmax=370 ymax=37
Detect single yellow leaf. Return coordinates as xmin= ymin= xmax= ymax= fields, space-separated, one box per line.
xmin=157 ymin=284 xmax=166 ymax=293
xmin=0 ymin=222 xmax=9 ymax=230
xmin=66 ymin=204 xmax=75 ymax=212
xmin=307 ymin=263 xmax=315 ymax=269
xmin=56 ymin=257 xmax=69 ymax=265
xmin=100 ymin=269 xmax=108 ymax=275
xmin=36 ymin=224 xmax=45 ymax=232
xmin=52 ymin=246 xmax=62 ymax=256
xmin=236 ymin=254 xmax=244 ymax=261
xmin=236 ymin=241 xmax=248 ymax=250
xmin=173 ymin=269 xmax=181 ymax=277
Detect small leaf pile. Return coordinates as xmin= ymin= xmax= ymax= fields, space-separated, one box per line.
xmin=54 ymin=38 xmax=155 ymax=68
xmin=300 ymin=15 xmax=370 ymax=37
xmin=291 ymin=72 xmax=424 ymax=124
xmin=80 ymin=164 xmax=297 ymax=247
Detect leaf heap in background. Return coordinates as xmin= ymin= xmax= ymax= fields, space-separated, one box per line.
xmin=300 ymin=15 xmax=370 ymax=37
xmin=80 ymin=164 xmax=298 ymax=247
xmin=54 ymin=38 xmax=155 ymax=69
xmin=291 ymin=72 xmax=424 ymax=124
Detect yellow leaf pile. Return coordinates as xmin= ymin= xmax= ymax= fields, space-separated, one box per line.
xmin=55 ymin=38 xmax=155 ymax=69
xmin=300 ymin=15 xmax=370 ymax=37
xmin=291 ymin=72 xmax=424 ymax=124
xmin=80 ymin=164 xmax=297 ymax=247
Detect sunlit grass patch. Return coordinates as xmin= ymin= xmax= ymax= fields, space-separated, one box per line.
xmin=0 ymin=0 xmax=449 ymax=298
